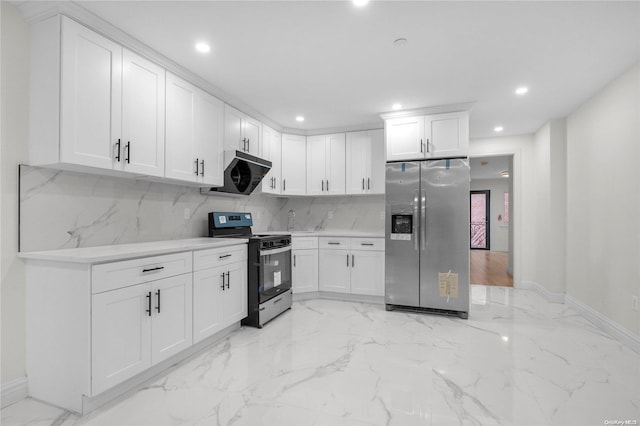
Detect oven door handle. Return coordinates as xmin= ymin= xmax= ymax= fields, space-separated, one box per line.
xmin=259 ymin=246 xmax=292 ymax=256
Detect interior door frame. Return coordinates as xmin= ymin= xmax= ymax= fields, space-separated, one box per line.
xmin=470 ymin=190 xmax=491 ymax=250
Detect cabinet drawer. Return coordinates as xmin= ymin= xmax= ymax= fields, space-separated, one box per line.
xmin=350 ymin=238 xmax=385 ymax=251
xmin=292 ymin=237 xmax=318 ymax=250
xmin=318 ymin=237 xmax=350 ymax=250
xmin=193 ymin=244 xmax=247 ymax=271
xmin=92 ymin=252 xmax=192 ymax=294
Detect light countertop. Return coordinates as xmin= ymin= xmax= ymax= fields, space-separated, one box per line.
xmin=18 ymin=238 xmax=248 ymax=264
xmin=259 ymin=230 xmax=385 ymax=238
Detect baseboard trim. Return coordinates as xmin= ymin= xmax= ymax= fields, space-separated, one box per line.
xmin=518 ymin=280 xmax=565 ymax=304
xmin=565 ymin=295 xmax=640 ymax=354
xmin=293 ymin=291 xmax=384 ymax=305
xmin=1 ymin=377 xmax=28 ymax=408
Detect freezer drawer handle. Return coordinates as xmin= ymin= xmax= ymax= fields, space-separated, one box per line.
xmin=273 ymin=297 xmax=283 ymax=304
xmin=142 ymin=266 xmax=164 ymax=273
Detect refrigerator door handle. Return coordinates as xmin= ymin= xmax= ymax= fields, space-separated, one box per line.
xmin=421 ymin=190 xmax=427 ymax=251
xmin=413 ymin=190 xmax=420 ymax=251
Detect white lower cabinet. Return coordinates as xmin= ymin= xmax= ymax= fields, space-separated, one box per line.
xmin=318 ymin=237 xmax=385 ymax=296
xmin=192 ymin=246 xmax=248 ymax=343
xmin=92 ymin=273 xmax=192 ymax=396
xmin=292 ymin=249 xmax=318 ymax=294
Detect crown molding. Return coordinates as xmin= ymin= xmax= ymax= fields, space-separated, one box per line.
xmin=379 ymin=102 xmax=475 ymax=120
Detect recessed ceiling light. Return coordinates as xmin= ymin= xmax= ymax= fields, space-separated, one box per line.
xmin=392 ymin=103 xmax=402 ymax=110
xmin=195 ymin=42 xmax=210 ymax=53
xmin=353 ymin=0 xmax=369 ymax=6
xmin=494 ymin=126 xmax=504 ymax=132
xmin=295 ymin=116 xmax=305 ymax=122
xmin=515 ymin=86 xmax=528 ymax=95
xmin=500 ymin=170 xmax=510 ymax=178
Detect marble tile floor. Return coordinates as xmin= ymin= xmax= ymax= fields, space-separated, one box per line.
xmin=3 ymin=286 xmax=639 ymax=426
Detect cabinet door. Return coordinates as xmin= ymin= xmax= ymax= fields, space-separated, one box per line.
xmin=243 ymin=115 xmax=262 ymax=157
xmin=281 ymin=134 xmax=306 ymax=195
xmin=60 ymin=17 xmax=122 ymax=170
xmin=224 ymin=105 xmax=243 ymax=152
xmin=92 ymin=283 xmax=151 ymax=395
xmin=318 ymin=249 xmax=351 ymax=293
xmin=385 ymin=116 xmax=425 ymax=162
xmin=425 ymin=112 xmax=469 ymax=158
xmin=326 ymin=133 xmax=346 ymax=195
xmin=368 ymin=129 xmax=385 ymax=194
xmin=150 ymin=274 xmax=193 ymax=365
xmin=193 ymin=267 xmax=225 ymax=343
xmin=165 ymin=73 xmax=197 ymax=182
xmin=292 ymin=249 xmax=318 ymax=294
xmin=223 ymin=262 xmax=248 ymax=327
xmin=121 ymin=50 xmax=165 ymax=177
xmin=195 ymin=92 xmax=224 ymax=186
xmin=350 ymin=250 xmax=385 ymax=296
xmin=261 ymin=126 xmax=282 ymax=194
xmin=306 ymin=135 xmax=326 ymax=196
xmin=346 ymin=131 xmax=368 ymax=195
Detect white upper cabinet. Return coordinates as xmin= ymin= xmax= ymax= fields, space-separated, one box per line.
xmin=281 ymin=134 xmax=306 ymax=195
xmin=424 ymin=112 xmax=469 ymax=159
xmin=120 ymin=50 xmax=165 ymax=176
xmin=306 ymin=133 xmax=346 ymax=196
xmin=385 ymin=112 xmax=468 ymax=161
xmin=224 ymin=105 xmax=262 ymax=156
xmin=261 ymin=125 xmax=282 ymax=194
xmin=165 ymin=73 xmax=224 ymax=186
xmin=346 ymin=129 xmax=384 ymax=195
xmin=31 ymin=16 xmax=165 ymax=177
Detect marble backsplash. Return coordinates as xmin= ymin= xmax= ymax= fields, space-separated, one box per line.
xmin=19 ymin=166 xmax=386 ymax=252
xmin=18 ymin=166 xmax=287 ymax=252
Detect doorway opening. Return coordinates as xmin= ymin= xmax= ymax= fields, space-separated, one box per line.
xmin=469 ymin=156 xmax=513 ymax=287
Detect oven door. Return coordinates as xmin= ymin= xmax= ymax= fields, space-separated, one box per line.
xmin=258 ymin=246 xmax=292 ymax=303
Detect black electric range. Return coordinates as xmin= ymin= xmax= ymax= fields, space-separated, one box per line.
xmin=208 ymin=212 xmax=292 ymax=328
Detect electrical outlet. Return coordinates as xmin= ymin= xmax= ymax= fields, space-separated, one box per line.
xmin=327 ymin=211 xmax=334 ymax=219
xmin=632 ymin=295 xmax=639 ymax=312
xmin=184 ymin=208 xmax=190 ymax=220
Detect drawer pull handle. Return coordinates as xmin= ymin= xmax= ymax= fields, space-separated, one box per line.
xmin=361 ymin=243 xmax=374 ymax=246
xmin=273 ymin=297 xmax=283 ymax=304
xmin=328 ymin=242 xmax=340 ymax=245
xmin=142 ymin=266 xmax=164 ymax=273
xmin=219 ymin=254 xmax=232 ymax=259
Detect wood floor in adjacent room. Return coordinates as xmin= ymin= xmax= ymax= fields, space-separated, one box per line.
xmin=470 ymin=250 xmax=513 ymax=287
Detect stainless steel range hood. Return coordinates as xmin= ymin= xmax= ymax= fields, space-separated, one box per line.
xmin=202 ymin=150 xmax=271 ymax=196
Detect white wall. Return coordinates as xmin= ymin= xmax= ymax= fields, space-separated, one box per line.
xmin=469 ymin=134 xmax=536 ymax=288
xmin=533 ymin=119 xmax=567 ymax=294
xmin=1 ymin=1 xmax=30 ymax=387
xmin=470 ymin=178 xmax=510 ymax=252
xmin=565 ymin=63 xmax=640 ymax=335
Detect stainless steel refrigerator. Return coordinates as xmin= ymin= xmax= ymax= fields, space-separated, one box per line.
xmin=385 ymin=159 xmax=470 ymax=319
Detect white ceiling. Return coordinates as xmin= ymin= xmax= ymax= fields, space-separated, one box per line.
xmin=470 ymin=155 xmax=511 ymax=180
xmin=74 ymin=0 xmax=640 ymax=138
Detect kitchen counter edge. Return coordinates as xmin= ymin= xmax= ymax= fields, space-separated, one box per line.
xmin=17 ymin=238 xmax=248 ymax=264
